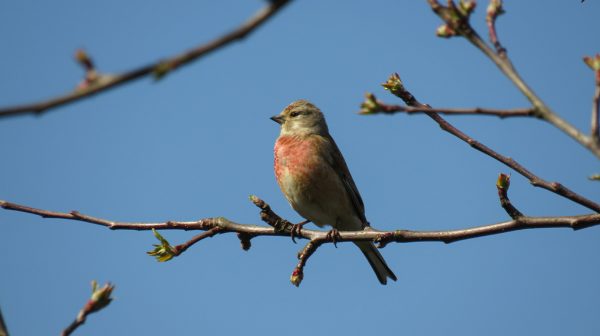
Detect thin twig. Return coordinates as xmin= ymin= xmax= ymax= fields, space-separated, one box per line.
xmin=360 ymin=96 xmax=535 ymax=118
xmin=584 ymin=54 xmax=600 ymax=144
xmin=427 ymin=0 xmax=600 ymax=159
xmin=486 ymin=0 xmax=506 ymax=57
xmin=591 ymin=84 xmax=600 ymax=143
xmin=496 ymin=173 xmax=524 ymax=219
xmin=377 ymin=73 xmax=600 ymax=213
xmin=291 ymin=240 xmax=324 ymax=286
xmin=62 ymin=318 xmax=83 ymax=336
xmin=0 ymin=0 xmax=291 ymax=118
xmin=173 ymin=227 xmax=224 ymax=256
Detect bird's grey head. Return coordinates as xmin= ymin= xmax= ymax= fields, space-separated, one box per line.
xmin=270 ymin=100 xmax=329 ymax=136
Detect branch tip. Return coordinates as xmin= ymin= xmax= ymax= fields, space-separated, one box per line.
xmin=382 ymin=72 xmax=404 ymax=96
xmin=359 ymin=92 xmax=382 ymax=115
xmin=496 ymin=173 xmax=523 ymax=219
xmin=486 ymin=0 xmax=506 ymax=56
xmin=290 ymin=268 xmax=303 ymax=287
xmin=75 ymin=49 xmax=95 ymax=72
xmin=249 ymin=195 xmax=264 ymax=207
xmin=429 ymin=0 xmax=477 ymax=38
xmin=85 ymin=280 xmax=115 ymax=316
xmin=496 ymin=173 xmax=511 ymax=191
xmin=583 ymin=54 xmax=600 ymax=73
xmin=62 ymin=281 xmax=114 ymax=336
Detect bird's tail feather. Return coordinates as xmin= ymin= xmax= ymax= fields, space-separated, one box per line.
xmin=355 ymin=241 xmax=397 ymax=285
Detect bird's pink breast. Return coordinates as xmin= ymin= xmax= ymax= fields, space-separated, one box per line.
xmin=274 ymin=134 xmax=333 ymax=226
xmin=274 ymin=134 xmax=358 ymax=229
xmin=275 ymin=135 xmax=331 ymax=194
xmin=274 ymin=135 xmax=323 ymax=188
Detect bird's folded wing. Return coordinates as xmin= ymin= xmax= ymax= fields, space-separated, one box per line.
xmin=322 ymin=134 xmax=368 ymax=227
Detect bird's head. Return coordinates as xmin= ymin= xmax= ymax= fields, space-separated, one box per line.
xmin=271 ymin=100 xmax=329 ymax=136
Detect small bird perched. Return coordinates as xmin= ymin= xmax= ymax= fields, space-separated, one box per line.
xmin=271 ymin=100 xmax=397 ymax=284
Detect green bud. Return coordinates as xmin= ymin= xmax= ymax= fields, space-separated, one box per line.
xmin=359 ymin=93 xmax=381 ymax=115
xmin=486 ymin=0 xmax=504 ymax=19
xmin=583 ymin=54 xmax=600 ymax=71
xmin=147 ymin=229 xmax=177 ymax=262
xmin=381 ymin=73 xmax=404 ymax=96
xmin=459 ymin=0 xmax=477 ymax=15
xmin=436 ymin=24 xmax=457 ymax=38
xmin=496 ymin=173 xmax=511 ymax=190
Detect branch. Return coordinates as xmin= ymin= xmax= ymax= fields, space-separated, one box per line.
xmin=375 ymin=213 xmax=600 ymax=248
xmin=0 ymin=0 xmax=291 ymax=118
xmin=62 ymin=281 xmax=114 ymax=336
xmin=368 ymin=73 xmax=600 ymax=214
xmin=360 ymin=93 xmax=535 ymax=118
xmin=3 ymin=196 xmax=600 ymax=286
xmin=427 ymin=0 xmax=600 ymax=159
xmin=2 ymin=197 xmax=599 ymax=243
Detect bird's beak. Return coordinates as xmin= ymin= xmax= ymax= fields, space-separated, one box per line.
xmin=270 ymin=115 xmax=284 ymax=125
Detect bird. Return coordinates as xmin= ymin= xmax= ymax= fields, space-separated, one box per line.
xmin=271 ymin=99 xmax=397 ymax=285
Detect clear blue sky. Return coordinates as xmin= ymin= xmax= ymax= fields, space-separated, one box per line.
xmin=1 ymin=1 xmax=599 ymax=335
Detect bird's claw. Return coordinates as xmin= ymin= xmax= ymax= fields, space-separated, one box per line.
xmin=290 ymin=220 xmax=310 ymax=243
xmin=326 ymin=229 xmax=341 ymax=248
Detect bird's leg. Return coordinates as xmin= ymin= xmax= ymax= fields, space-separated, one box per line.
xmin=325 ymin=229 xmax=341 ymax=248
xmin=290 ymin=219 xmax=310 ymax=243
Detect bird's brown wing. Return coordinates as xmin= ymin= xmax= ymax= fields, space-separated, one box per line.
xmin=322 ymin=134 xmax=368 ymax=227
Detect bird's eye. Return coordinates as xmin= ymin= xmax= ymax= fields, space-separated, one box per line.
xmin=290 ymin=111 xmax=300 ymax=117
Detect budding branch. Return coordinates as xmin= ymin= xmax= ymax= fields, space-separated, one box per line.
xmin=2 ymin=193 xmax=599 ymax=286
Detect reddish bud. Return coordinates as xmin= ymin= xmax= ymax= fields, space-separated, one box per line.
xmin=290 ymin=268 xmax=303 ymax=287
